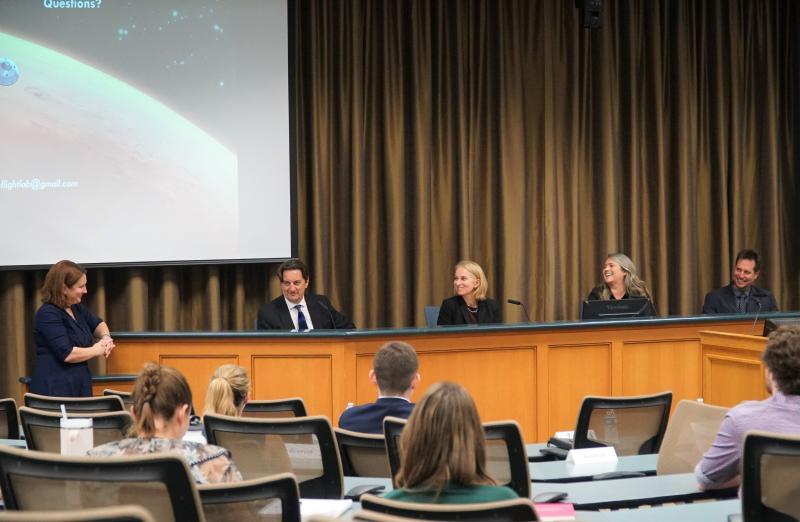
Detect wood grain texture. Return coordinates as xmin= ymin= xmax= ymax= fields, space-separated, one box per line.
xmin=104 ymin=319 xmax=764 ymax=441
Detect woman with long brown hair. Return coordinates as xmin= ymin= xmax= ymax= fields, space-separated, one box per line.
xmin=383 ymin=381 xmax=518 ymax=503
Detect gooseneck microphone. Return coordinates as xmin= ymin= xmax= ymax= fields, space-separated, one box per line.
xmin=507 ymin=299 xmax=531 ymax=322
xmin=750 ymin=297 xmax=763 ymax=335
xmin=318 ymin=299 xmax=338 ymax=330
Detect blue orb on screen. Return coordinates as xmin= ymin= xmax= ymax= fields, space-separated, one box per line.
xmin=0 ymin=57 xmax=20 ymax=86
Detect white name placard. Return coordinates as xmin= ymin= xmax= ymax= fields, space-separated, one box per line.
xmin=566 ymin=446 xmax=618 ymax=466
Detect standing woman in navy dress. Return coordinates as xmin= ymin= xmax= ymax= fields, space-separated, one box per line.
xmin=31 ymin=260 xmax=115 ymax=397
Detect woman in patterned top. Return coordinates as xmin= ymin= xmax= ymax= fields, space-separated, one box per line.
xmin=89 ymin=362 xmax=242 ymax=484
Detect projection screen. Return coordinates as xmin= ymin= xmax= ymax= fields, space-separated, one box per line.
xmin=0 ymin=0 xmax=293 ymax=268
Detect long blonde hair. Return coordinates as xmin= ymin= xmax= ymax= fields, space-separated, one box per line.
xmin=130 ymin=363 xmax=192 ymax=438
xmin=395 ymin=381 xmax=495 ymax=493
xmin=595 ymin=252 xmax=652 ymax=299
xmin=454 ymin=260 xmax=489 ymax=301
xmin=204 ymin=365 xmax=250 ymax=417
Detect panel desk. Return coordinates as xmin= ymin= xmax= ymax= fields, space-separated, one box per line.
xmin=342 ymin=474 xmax=736 ymax=511
xmin=576 ymin=499 xmax=741 ymax=522
xmin=529 ymin=454 xmax=657 ymax=482
xmin=106 ymin=312 xmax=798 ymax=442
xmin=532 ymin=473 xmax=737 ymax=510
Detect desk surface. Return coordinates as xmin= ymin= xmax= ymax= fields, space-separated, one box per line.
xmin=533 ymin=473 xmax=737 ymax=510
xmin=576 ymin=499 xmax=741 ymax=521
xmin=529 ymin=454 xmax=658 ymax=482
xmin=0 ymin=438 xmax=26 ymax=448
xmin=344 ymin=473 xmax=734 ymax=511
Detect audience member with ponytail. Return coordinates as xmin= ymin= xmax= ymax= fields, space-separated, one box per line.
xmin=89 ymin=362 xmax=242 ymax=484
xmin=204 ymin=364 xmax=250 ymax=417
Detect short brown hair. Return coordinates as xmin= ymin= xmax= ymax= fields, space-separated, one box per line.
xmin=763 ymin=326 xmax=800 ymax=395
xmin=277 ymin=259 xmax=309 ymax=282
xmin=394 ymin=381 xmax=495 ymax=493
xmin=131 ymin=363 xmax=193 ymax=437
xmin=373 ymin=342 xmax=419 ymax=395
xmin=41 ymin=260 xmax=86 ymax=308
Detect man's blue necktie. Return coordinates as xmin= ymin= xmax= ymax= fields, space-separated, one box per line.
xmin=294 ymin=304 xmax=309 ymax=331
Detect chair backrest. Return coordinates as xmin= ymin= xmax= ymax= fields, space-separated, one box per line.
xmin=0 ymin=445 xmax=204 ymax=522
xmin=242 ymin=398 xmax=308 ymax=419
xmin=742 ymin=430 xmax=800 ymax=522
xmin=423 ymin=306 xmax=440 ymax=328
xmin=360 ymin=494 xmax=540 ymax=521
xmin=203 ymin=413 xmax=343 ymax=499
xmin=483 ymin=421 xmax=531 ymax=498
xmin=0 ymin=398 xmax=20 ymax=440
xmin=103 ymin=389 xmax=134 ymax=408
xmin=383 ymin=417 xmax=529 ymax=497
xmin=656 ymin=399 xmax=729 ymax=475
xmin=24 ymin=393 xmax=125 ymax=414
xmin=573 ymin=391 xmax=672 ymax=456
xmin=198 ymin=472 xmax=301 ymax=522
xmin=334 ymin=427 xmax=391 ymax=477
xmin=19 ymin=406 xmax=133 ymax=453
xmin=0 ymin=505 xmax=156 ymax=522
xmin=382 ymin=416 xmax=407 ymax=486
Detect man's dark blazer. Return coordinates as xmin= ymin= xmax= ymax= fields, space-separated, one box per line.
xmin=338 ymin=397 xmax=415 ymax=434
xmin=436 ymin=295 xmax=502 ymax=326
xmin=702 ymin=284 xmax=778 ymax=314
xmin=256 ymin=293 xmax=355 ymax=330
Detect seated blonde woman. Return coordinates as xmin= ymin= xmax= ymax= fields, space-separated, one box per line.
xmin=89 ymin=362 xmax=242 ymax=484
xmin=204 ymin=364 xmax=250 ymax=417
xmin=383 ymin=381 xmax=518 ymax=503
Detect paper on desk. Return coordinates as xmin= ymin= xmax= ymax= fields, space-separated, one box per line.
xmin=300 ymin=498 xmax=353 ymax=519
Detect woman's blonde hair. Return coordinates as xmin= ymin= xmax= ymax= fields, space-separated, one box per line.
xmin=395 ymin=381 xmax=495 ymax=494
xmin=595 ymin=252 xmax=652 ymax=299
xmin=204 ymin=364 xmax=250 ymax=417
xmin=454 ymin=260 xmax=489 ymax=301
xmin=130 ymin=363 xmax=192 ymax=437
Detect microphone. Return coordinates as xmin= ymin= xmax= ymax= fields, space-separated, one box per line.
xmin=507 ymin=299 xmax=531 ymax=322
xmin=750 ymin=297 xmax=762 ymax=335
xmin=317 ymin=299 xmax=338 ymax=330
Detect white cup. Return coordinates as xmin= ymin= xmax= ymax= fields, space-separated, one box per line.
xmin=60 ymin=417 xmax=93 ymax=456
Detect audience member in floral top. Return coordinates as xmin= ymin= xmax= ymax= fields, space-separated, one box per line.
xmin=89 ymin=362 xmax=241 ymax=484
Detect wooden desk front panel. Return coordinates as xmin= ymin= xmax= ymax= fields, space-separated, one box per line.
xmin=108 ymin=319 xmax=761 ymax=442
xmin=701 ymin=331 xmax=768 ymax=407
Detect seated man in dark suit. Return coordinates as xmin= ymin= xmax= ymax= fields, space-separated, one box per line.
xmin=256 ymin=259 xmax=355 ymax=331
xmin=338 ymin=341 xmax=420 ymax=434
xmin=702 ymin=249 xmax=778 ymax=314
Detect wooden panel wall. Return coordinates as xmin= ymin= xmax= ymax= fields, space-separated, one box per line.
xmin=107 ymin=319 xmax=764 ymax=442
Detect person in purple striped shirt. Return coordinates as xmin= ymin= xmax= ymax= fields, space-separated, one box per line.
xmin=695 ymin=326 xmax=800 ymax=490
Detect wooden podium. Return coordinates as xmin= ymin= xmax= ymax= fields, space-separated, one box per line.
xmin=700 ymin=330 xmax=768 ymax=407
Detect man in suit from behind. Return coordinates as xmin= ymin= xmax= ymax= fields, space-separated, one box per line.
xmin=256 ymin=258 xmax=355 ymax=331
xmin=702 ymin=249 xmax=778 ymax=314
xmin=338 ymin=341 xmax=420 ymax=434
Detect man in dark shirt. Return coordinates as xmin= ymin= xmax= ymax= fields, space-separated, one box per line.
xmin=338 ymin=341 xmax=420 ymax=434
xmin=702 ymin=249 xmax=778 ymax=314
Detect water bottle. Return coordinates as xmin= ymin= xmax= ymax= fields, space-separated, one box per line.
xmin=604 ymin=409 xmax=619 ymax=448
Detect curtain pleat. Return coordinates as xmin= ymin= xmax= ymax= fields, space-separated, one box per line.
xmin=1 ymin=0 xmax=798 ymax=399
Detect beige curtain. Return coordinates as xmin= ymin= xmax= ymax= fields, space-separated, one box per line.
xmin=2 ymin=0 xmax=798 ymax=399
